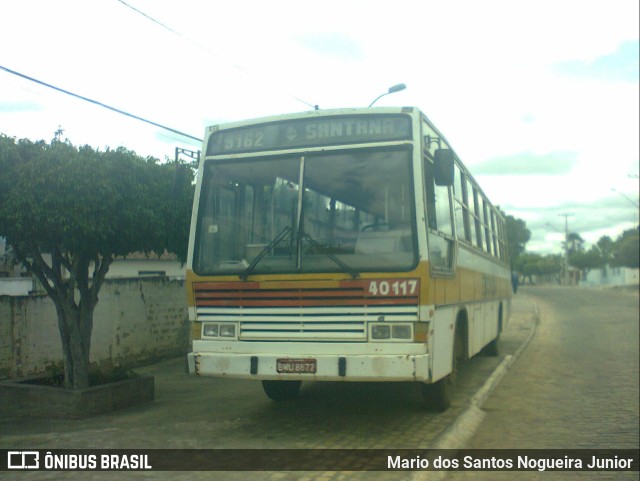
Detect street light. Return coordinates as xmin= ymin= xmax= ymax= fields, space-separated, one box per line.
xmin=611 ymin=188 xmax=639 ymax=225
xmin=611 ymin=188 xmax=639 ymax=208
xmin=368 ymin=83 xmax=407 ymax=107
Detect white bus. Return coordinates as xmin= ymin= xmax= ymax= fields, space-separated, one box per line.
xmin=186 ymin=107 xmax=511 ymax=411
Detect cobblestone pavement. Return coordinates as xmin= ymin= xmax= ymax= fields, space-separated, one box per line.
xmin=1 ymin=294 xmax=538 ymax=481
xmin=445 ymin=286 xmax=639 ymax=481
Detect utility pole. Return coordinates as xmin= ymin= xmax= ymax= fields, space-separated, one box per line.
xmin=559 ymin=213 xmax=574 ymax=285
xmin=175 ymin=147 xmax=200 ymax=164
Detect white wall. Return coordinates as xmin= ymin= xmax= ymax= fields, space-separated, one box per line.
xmin=0 ymin=277 xmax=188 ymax=379
xmin=0 ymin=278 xmax=33 ymax=296
xmin=106 ymin=259 xmax=185 ymax=279
xmin=584 ymin=266 xmax=640 ymax=286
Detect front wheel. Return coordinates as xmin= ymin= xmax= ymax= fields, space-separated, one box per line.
xmin=262 ymin=380 xmax=302 ymax=401
xmin=421 ymin=376 xmax=452 ymax=412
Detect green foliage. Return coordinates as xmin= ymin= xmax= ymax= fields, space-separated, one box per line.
xmin=564 ymin=232 xmax=585 ymax=255
xmin=0 ymin=134 xmax=194 ymax=389
xmin=0 ymin=136 xmax=193 ymax=261
xmin=611 ymin=228 xmax=640 ymax=268
xmin=595 ymin=235 xmax=615 ymax=264
xmin=513 ymin=252 xmax=541 ymax=276
xmin=512 ymin=252 xmax=562 ymax=284
xmin=537 ymin=254 xmax=563 ymax=275
xmin=569 ymin=246 xmax=604 ymax=272
xmin=504 ymin=213 xmax=531 ymax=262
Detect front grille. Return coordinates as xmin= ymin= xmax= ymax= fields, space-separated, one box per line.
xmin=193 ymin=280 xmax=419 ymax=341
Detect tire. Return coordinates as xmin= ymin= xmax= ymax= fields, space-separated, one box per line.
xmin=262 ymin=380 xmax=302 ymax=401
xmin=483 ymin=338 xmax=499 ymax=357
xmin=421 ymin=376 xmax=452 ymax=412
xmin=421 ymin=323 xmax=464 ymax=412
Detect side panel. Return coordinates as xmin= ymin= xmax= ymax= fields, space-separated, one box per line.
xmin=429 ymin=305 xmax=456 ymax=382
xmin=470 ymin=303 xmax=484 ymax=356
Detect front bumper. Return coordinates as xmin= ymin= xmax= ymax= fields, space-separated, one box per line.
xmin=187 ymin=351 xmax=430 ymax=382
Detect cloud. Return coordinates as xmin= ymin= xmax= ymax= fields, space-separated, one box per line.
xmin=507 ymin=194 xmax=638 ymax=254
xmin=473 ymin=151 xmax=578 ymax=176
xmin=553 ymin=40 xmax=640 ymax=83
xmin=0 ymin=101 xmax=42 ymax=113
xmin=295 ymin=32 xmax=364 ymax=61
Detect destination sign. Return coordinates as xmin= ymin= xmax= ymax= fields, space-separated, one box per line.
xmin=207 ymin=114 xmax=412 ymax=155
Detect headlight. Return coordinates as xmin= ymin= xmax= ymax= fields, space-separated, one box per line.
xmin=371 ymin=325 xmax=391 ymax=339
xmin=203 ymin=324 xmax=219 ymax=337
xmin=219 ymin=324 xmax=236 ymax=338
xmin=202 ymin=323 xmax=237 ymax=339
xmin=392 ymin=325 xmax=411 ymax=339
xmin=370 ymin=323 xmax=413 ymax=341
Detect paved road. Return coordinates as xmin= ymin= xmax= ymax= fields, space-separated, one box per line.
xmin=1 ymin=294 xmax=539 ymax=481
xmin=446 ymin=285 xmax=639 ymax=481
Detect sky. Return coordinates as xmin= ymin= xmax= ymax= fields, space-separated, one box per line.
xmin=1 ymin=0 xmax=638 ymax=255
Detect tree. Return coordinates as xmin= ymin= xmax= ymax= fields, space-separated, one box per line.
xmin=595 ymin=235 xmax=615 ymax=277
xmin=499 ymin=210 xmax=530 ymax=264
xmin=0 ymin=135 xmax=194 ymax=389
xmin=564 ymin=232 xmax=585 ymax=255
xmin=612 ymin=228 xmax=640 ymax=268
xmin=513 ymin=252 xmax=541 ymax=284
xmin=595 ymin=235 xmax=615 ymax=264
xmin=569 ymin=246 xmax=604 ymax=280
xmin=537 ymin=254 xmax=563 ymax=277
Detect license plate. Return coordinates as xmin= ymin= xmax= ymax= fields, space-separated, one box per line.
xmin=276 ymin=358 xmax=317 ymax=374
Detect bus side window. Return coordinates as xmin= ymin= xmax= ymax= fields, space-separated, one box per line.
xmin=466 ymin=179 xmax=478 ymax=248
xmin=453 ymin=164 xmax=469 ymax=243
xmin=482 ymin=197 xmax=492 ymax=255
xmin=471 ymin=186 xmax=484 ymax=250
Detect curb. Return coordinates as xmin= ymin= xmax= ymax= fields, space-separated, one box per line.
xmin=411 ymin=301 xmax=540 ymax=481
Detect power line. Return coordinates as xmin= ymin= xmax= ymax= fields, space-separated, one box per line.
xmin=115 ymin=0 xmax=317 ymax=110
xmin=0 ymin=65 xmax=202 ymax=142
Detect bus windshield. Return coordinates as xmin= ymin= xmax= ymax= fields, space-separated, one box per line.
xmin=194 ymin=147 xmax=417 ymax=275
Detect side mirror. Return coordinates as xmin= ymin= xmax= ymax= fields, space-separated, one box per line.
xmin=434 ymin=149 xmax=454 ymax=186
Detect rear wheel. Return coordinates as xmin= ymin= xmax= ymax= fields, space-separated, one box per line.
xmin=262 ymin=380 xmax=302 ymax=401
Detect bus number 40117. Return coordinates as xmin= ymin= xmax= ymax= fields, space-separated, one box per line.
xmin=368 ymin=280 xmax=418 ymax=297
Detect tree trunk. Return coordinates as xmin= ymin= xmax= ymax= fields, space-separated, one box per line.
xmin=54 ymin=298 xmax=95 ymax=389
xmin=15 ymin=247 xmax=111 ymax=390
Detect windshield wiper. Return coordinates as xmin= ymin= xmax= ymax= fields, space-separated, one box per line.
xmin=240 ymin=226 xmax=292 ymax=280
xmin=300 ymin=231 xmax=360 ymax=279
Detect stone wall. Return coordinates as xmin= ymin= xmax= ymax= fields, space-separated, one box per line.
xmin=0 ymin=277 xmax=188 ymax=379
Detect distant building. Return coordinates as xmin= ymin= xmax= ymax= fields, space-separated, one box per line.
xmin=0 ymin=249 xmax=184 ymax=296
xmin=106 ymin=251 xmax=185 ymax=279
xmin=584 ymin=265 xmax=640 ymax=287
